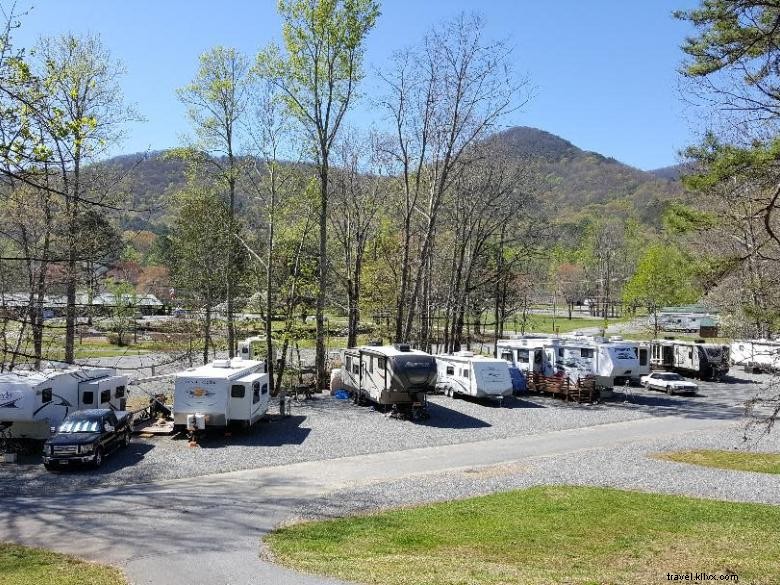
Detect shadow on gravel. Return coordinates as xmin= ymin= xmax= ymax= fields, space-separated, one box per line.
xmin=505 ymin=397 xmax=547 ymax=409
xmin=418 ymin=402 xmax=491 ymax=429
xmin=607 ymin=392 xmax=744 ymax=421
xmin=720 ymin=375 xmax=763 ymax=385
xmin=196 ymin=416 xmax=312 ymax=448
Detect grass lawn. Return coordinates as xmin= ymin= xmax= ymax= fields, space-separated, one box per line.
xmin=265 ymin=486 xmax=780 ymax=585
xmin=508 ymin=314 xmax=627 ymax=335
xmin=0 ymin=543 xmax=126 ymax=585
xmin=655 ymin=450 xmax=780 ymax=475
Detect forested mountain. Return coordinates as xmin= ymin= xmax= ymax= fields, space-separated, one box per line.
xmin=489 ymin=127 xmax=683 ymax=222
xmin=107 ymin=126 xmax=683 ymax=233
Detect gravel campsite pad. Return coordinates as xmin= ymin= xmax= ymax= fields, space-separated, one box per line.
xmin=0 ymin=371 xmax=771 ymax=497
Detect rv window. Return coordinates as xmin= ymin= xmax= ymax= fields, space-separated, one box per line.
xmin=100 ymin=389 xmax=111 ymax=404
xmin=639 ymin=349 xmax=648 ymax=366
xmin=500 ymin=351 xmax=512 ymax=361
xmin=252 ymin=382 xmax=260 ymax=404
xmin=346 ymin=356 xmax=352 ymax=370
xmin=462 ymin=368 xmax=469 ymax=377
xmin=41 ymin=388 xmax=52 ymax=403
xmin=517 ymin=350 xmax=529 ymax=363
xmin=115 ymin=386 xmax=125 ymax=399
xmin=231 ymin=385 xmax=245 ymax=398
xmin=261 ymin=383 xmax=268 ymax=395
xmin=581 ymin=348 xmax=594 ymax=358
xmin=352 ymin=363 xmax=359 ymax=375
xmin=558 ymin=348 xmax=564 ymax=358
xmin=369 ymin=357 xmax=374 ymax=373
xmin=689 ymin=351 xmax=693 ymax=359
xmin=446 ymin=366 xmax=454 ymax=375
xmin=378 ymin=357 xmax=386 ymax=370
xmin=82 ymin=391 xmax=94 ymax=405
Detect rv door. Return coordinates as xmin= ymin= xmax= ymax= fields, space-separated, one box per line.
xmin=230 ymin=383 xmax=247 ymax=421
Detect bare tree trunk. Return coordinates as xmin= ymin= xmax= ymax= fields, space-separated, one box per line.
xmin=315 ymin=162 xmax=329 ymax=391
xmin=203 ymin=307 xmax=212 ymax=365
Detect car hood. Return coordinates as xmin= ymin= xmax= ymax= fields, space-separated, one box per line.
xmin=46 ymin=432 xmax=101 ymax=446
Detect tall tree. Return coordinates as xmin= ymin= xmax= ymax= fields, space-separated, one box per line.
xmin=622 ymin=243 xmax=700 ymax=337
xmin=33 ymin=33 xmax=134 ymax=363
xmin=244 ymin=79 xmax=298 ymax=396
xmin=168 ymin=186 xmax=236 ymax=365
xmin=329 ymin=130 xmax=385 ymax=348
xmin=380 ymin=14 xmax=527 ymax=343
xmin=177 ymin=46 xmax=251 ymax=358
xmin=256 ymin=0 xmax=380 ymax=389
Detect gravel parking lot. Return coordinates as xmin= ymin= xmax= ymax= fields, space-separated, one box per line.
xmin=0 ymin=371 xmax=773 ymax=497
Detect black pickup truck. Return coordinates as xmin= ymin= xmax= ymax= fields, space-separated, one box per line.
xmin=42 ymin=409 xmax=132 ymax=470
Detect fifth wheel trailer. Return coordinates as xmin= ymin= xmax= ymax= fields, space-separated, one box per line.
xmin=341 ymin=344 xmax=437 ymax=412
xmin=650 ymin=339 xmax=730 ymax=380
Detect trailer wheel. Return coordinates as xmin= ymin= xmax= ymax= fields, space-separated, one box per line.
xmin=122 ymin=431 xmax=131 ymax=448
xmin=665 ymin=385 xmax=673 ymax=395
xmin=44 ymin=463 xmax=56 ymax=472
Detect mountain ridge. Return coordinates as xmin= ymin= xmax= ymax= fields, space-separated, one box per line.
xmin=105 ymin=126 xmax=683 ymax=231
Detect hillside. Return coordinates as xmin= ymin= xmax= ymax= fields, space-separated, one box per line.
xmin=103 ymin=127 xmax=683 ymax=232
xmin=490 ymin=127 xmax=683 ymax=222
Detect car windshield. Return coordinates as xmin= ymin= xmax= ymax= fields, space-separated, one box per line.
xmin=59 ymin=418 xmax=101 ymax=433
xmin=657 ymin=373 xmax=683 ymax=381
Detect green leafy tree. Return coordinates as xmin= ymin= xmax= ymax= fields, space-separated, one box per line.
xmin=106 ymin=278 xmax=136 ymax=347
xmin=622 ymin=244 xmax=700 ymax=337
xmin=256 ymin=0 xmax=380 ymax=389
xmin=677 ymin=1 xmax=780 ymax=120
xmin=168 ymin=186 xmax=238 ymax=364
xmin=177 ymin=46 xmax=251 ymax=358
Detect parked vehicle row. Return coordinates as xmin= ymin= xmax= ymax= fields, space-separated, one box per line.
xmin=0 ymin=334 xmax=747 ymax=473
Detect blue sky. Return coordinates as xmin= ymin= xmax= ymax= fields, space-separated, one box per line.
xmin=13 ymin=0 xmax=700 ymax=170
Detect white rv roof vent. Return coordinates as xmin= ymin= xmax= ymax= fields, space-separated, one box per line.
xmin=609 ymin=335 xmax=624 ymax=342
xmin=454 ymin=351 xmax=474 ymax=357
xmin=212 ymin=359 xmax=232 ymax=368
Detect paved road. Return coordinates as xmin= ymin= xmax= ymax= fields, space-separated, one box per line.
xmin=0 ymin=414 xmax=736 ymax=585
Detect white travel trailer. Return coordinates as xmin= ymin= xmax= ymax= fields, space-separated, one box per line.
xmin=730 ymin=339 xmax=780 ymax=373
xmin=173 ymin=358 xmax=269 ymax=431
xmin=435 ymin=351 xmax=513 ymax=401
xmin=650 ymin=339 xmax=730 ymax=380
xmin=341 ymin=344 xmax=437 ymax=410
xmin=0 ymin=367 xmax=127 ymax=440
xmin=496 ymin=337 xmax=558 ymax=377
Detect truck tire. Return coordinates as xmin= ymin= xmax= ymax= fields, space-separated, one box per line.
xmin=666 ymin=385 xmax=673 ymax=395
xmin=44 ymin=463 xmax=56 ymax=472
xmin=92 ymin=447 xmax=104 ymax=469
xmin=122 ymin=431 xmax=131 ymax=448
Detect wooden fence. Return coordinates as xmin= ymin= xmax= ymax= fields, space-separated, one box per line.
xmin=528 ymin=373 xmax=598 ymax=404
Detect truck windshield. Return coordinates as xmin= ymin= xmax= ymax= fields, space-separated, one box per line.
xmin=59 ymin=419 xmax=101 ymax=433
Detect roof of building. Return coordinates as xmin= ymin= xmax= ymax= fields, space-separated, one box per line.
xmin=659 ymin=304 xmax=717 ymax=315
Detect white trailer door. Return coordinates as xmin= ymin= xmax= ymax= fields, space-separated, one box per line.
xmin=229 ymin=383 xmax=248 ymax=422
